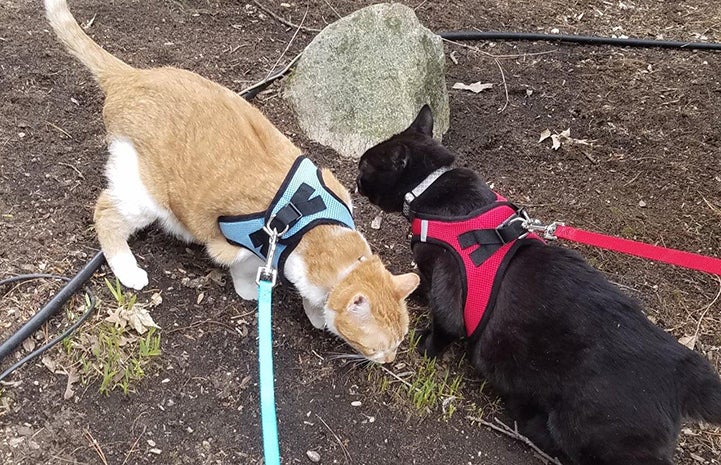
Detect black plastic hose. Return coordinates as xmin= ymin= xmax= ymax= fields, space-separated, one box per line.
xmin=0 ymin=251 xmax=105 ymax=365
xmin=439 ymin=31 xmax=721 ymax=51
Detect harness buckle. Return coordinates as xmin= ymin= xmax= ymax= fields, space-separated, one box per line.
xmin=517 ymin=209 xmax=563 ymax=240
xmin=256 ymin=221 xmax=286 ymax=287
xmin=495 ymin=214 xmax=527 ymax=242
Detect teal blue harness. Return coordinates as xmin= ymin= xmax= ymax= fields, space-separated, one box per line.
xmin=218 ymin=156 xmax=355 ymax=278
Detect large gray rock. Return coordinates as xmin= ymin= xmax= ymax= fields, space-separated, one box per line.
xmin=284 ymin=3 xmax=449 ymax=159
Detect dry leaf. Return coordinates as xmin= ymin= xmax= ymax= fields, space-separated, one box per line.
xmin=105 ymin=307 xmax=127 ymax=329
xmin=452 ymin=81 xmax=493 ymax=94
xmin=551 ymin=134 xmax=562 ymax=150
xmin=541 ymin=128 xmax=594 ymax=150
xmin=64 ymin=370 xmax=80 ymax=400
xmin=126 ymin=307 xmax=160 ymax=334
xmin=150 ymin=292 xmax=163 ymax=307
xmin=679 ymin=335 xmax=697 ymax=350
xmin=41 ymin=355 xmax=56 ymax=373
xmin=22 ymin=338 xmax=35 ymax=353
xmin=206 ymin=269 xmax=226 ymax=286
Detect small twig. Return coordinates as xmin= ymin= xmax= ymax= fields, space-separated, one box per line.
xmin=252 ymin=0 xmax=321 ymax=33
xmin=51 ymin=455 xmax=89 ymax=465
xmin=623 ymin=172 xmax=641 ymax=187
xmin=322 ymin=0 xmax=341 ymax=19
xmin=166 ymin=319 xmax=238 ymax=334
xmin=467 ymin=416 xmax=563 ymax=465
xmin=414 ymin=0 xmax=429 ymax=10
xmin=47 ymin=121 xmax=73 ymax=139
xmin=84 ymin=429 xmax=108 ymax=465
xmin=58 ymin=162 xmax=85 ymax=180
xmin=238 ymin=51 xmax=302 ymax=96
xmin=692 ymin=276 xmax=721 ymax=341
xmin=493 ymin=58 xmax=509 ymax=112
xmin=376 ymin=363 xmax=414 ymax=388
xmin=315 ymin=413 xmax=352 ymax=464
xmin=608 ymin=280 xmax=641 ymax=294
xmin=442 ymin=38 xmax=558 ymax=59
xmin=265 ymin=7 xmax=308 ymax=80
xmin=701 ymin=195 xmax=721 ymax=217
xmin=121 ymin=425 xmax=147 ymax=465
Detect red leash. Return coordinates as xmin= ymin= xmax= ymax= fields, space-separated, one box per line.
xmin=550 ymin=224 xmax=721 ymax=276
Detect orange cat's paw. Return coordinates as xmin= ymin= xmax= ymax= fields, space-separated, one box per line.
xmin=108 ymin=254 xmax=149 ymax=290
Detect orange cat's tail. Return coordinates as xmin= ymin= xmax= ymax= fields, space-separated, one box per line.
xmin=44 ymin=0 xmax=132 ymax=84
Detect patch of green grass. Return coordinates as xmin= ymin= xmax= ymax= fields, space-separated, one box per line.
xmin=58 ymin=279 xmax=161 ymax=395
xmin=406 ymin=357 xmax=463 ymax=419
xmin=467 ymin=380 xmax=504 ymax=419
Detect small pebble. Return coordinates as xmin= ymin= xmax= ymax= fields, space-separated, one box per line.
xmin=351 ymin=401 xmax=362 ymax=407
xmin=306 ymin=450 xmax=321 ymax=462
xmin=149 ymin=448 xmax=162 ymax=455
xmin=638 ymin=200 xmax=647 ymax=207
xmin=147 ymin=439 xmax=156 ymax=447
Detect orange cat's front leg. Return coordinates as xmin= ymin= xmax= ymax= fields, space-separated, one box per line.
xmin=94 ymin=190 xmax=150 ymax=290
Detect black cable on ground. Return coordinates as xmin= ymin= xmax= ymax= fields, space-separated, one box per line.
xmin=0 ymin=252 xmax=105 ymax=378
xmin=0 ymin=288 xmax=97 ymax=383
xmin=438 ymin=31 xmax=721 ymax=51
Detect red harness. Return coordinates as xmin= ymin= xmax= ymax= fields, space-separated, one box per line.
xmin=411 ymin=194 xmax=542 ymax=337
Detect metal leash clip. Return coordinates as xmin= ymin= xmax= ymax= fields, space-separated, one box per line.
xmin=255 ymin=217 xmax=290 ymax=287
xmin=517 ymin=208 xmax=564 ymax=240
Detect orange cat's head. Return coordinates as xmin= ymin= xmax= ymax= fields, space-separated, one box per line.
xmin=325 ymin=256 xmax=419 ymax=363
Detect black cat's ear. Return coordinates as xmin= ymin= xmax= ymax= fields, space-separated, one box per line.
xmin=409 ymin=104 xmax=434 ymax=136
xmin=389 ymin=146 xmax=409 ymax=171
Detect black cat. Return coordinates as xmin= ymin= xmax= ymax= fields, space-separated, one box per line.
xmin=356 ymin=105 xmax=721 ymax=465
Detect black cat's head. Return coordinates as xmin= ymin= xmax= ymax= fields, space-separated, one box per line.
xmin=356 ymin=105 xmax=455 ymax=212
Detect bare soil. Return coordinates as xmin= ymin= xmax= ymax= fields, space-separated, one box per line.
xmin=1 ymin=1 xmax=720 ymax=464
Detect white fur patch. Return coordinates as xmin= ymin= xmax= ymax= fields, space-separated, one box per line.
xmin=107 ymin=253 xmax=148 ymax=290
xmin=284 ymin=251 xmax=327 ymax=308
xmin=105 ymin=138 xmax=194 ymax=242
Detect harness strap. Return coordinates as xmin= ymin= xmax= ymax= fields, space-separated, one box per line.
xmin=413 ymin=204 xmax=542 ymax=336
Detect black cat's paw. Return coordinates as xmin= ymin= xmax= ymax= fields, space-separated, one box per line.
xmin=416 ymin=328 xmax=441 ymax=359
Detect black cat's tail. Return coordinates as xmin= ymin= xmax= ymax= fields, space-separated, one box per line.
xmin=682 ymin=353 xmax=721 ymax=424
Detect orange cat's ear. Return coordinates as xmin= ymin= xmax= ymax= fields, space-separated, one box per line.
xmin=391 ymin=273 xmax=420 ymax=300
xmin=346 ymin=294 xmax=371 ymax=317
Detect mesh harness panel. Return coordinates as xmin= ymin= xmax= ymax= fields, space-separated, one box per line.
xmin=218 ymin=156 xmax=355 ymax=278
xmin=411 ymin=193 xmax=542 ymax=337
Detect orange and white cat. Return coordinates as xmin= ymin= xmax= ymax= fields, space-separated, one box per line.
xmin=45 ymin=0 xmax=419 ymax=363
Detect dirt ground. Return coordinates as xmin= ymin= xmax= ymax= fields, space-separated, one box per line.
xmin=1 ymin=0 xmax=720 ymax=464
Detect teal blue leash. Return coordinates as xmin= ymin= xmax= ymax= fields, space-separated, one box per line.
xmin=255 ymin=221 xmax=287 ymax=465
